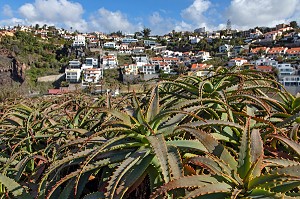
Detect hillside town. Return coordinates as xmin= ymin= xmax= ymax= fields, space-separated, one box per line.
xmin=1 ymin=21 xmax=300 ymax=95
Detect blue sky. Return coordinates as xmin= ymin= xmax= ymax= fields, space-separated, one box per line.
xmin=0 ymin=0 xmax=299 ymax=35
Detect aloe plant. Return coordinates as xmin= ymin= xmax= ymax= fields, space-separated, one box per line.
xmin=151 ymin=119 xmax=300 ymax=198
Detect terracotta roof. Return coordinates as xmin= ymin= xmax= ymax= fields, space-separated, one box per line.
xmin=286 ymin=48 xmax=300 ymax=54
xmin=268 ymin=47 xmax=286 ymax=54
xmin=250 ymin=47 xmax=268 ymax=53
xmin=151 ymin=57 xmax=164 ymax=61
xmin=230 ymin=58 xmax=247 ymax=61
xmin=255 ymin=65 xmax=273 ymax=72
xmin=191 ymin=63 xmax=212 ymax=70
xmin=48 ymin=89 xmax=69 ymax=95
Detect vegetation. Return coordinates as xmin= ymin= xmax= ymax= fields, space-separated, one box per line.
xmin=1 ymin=67 xmax=300 ymax=198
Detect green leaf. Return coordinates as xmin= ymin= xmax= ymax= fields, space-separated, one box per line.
xmin=82 ymin=192 xmax=105 ymax=199
xmin=272 ymin=135 xmax=300 ymax=157
xmin=0 ymin=174 xmax=33 ymax=198
xmin=58 ymin=179 xmax=75 ymax=199
xmin=166 ymin=140 xmax=208 ymax=152
xmin=147 ymin=134 xmax=170 ymax=183
xmin=237 ymin=119 xmax=251 ymax=179
xmin=150 ymin=175 xmax=219 ymax=199
xmin=146 ymin=86 xmax=159 ymax=122
xmin=177 ymin=126 xmax=238 ymax=170
xmin=183 ymin=182 xmax=231 ymax=199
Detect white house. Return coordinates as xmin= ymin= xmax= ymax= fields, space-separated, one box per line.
xmin=267 ymin=47 xmax=288 ymax=59
xmin=250 ymin=58 xmax=278 ymax=67
xmin=82 ymin=68 xmax=102 ymax=86
xmin=65 ymin=60 xmax=82 ymax=82
xmin=124 ymin=64 xmax=139 ymax=75
xmin=196 ymin=51 xmax=211 ymax=61
xmin=279 ymin=75 xmax=300 ymax=86
xmin=139 ymin=64 xmax=156 ymax=75
xmin=103 ymin=42 xmax=116 ymax=49
xmin=82 ymin=58 xmax=98 ymax=70
xmin=72 ymin=35 xmax=86 ymax=47
xmin=219 ymin=44 xmax=232 ymax=53
xmin=103 ymin=54 xmax=118 ymax=69
xmin=286 ymin=48 xmax=300 ymax=59
xmin=228 ymin=58 xmax=248 ymax=67
xmin=276 ymin=63 xmax=296 ymax=76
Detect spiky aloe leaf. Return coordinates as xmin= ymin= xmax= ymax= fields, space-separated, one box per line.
xmin=82 ymin=192 xmax=105 ymax=199
xmin=249 ymin=129 xmax=263 ymax=178
xmin=58 ymin=178 xmax=75 ymax=199
xmin=114 ymin=154 xmax=154 ymax=199
xmin=146 ymin=86 xmax=159 ymax=122
xmin=180 ymin=120 xmax=244 ymax=131
xmin=0 ymin=173 xmax=33 ymax=199
xmin=105 ymin=150 xmax=148 ymax=199
xmin=176 ymin=126 xmax=238 ymax=170
xmin=166 ymin=140 xmax=208 ymax=152
xmin=150 ymin=175 xmax=219 ymax=199
xmin=272 ymin=135 xmax=300 ymax=157
xmin=188 ymin=156 xmax=224 ymax=176
xmin=147 ymin=134 xmax=170 ymax=183
xmin=247 ymin=188 xmax=281 ymax=198
xmin=183 ymin=182 xmax=231 ymax=199
xmin=238 ymin=119 xmax=258 ymax=180
xmin=264 ymin=158 xmax=300 ymax=167
xmin=167 ymin=145 xmax=183 ymax=179
xmin=272 ymin=164 xmax=300 ymax=177
xmin=271 ymin=181 xmax=300 ymax=193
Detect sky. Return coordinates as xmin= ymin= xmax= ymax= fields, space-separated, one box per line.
xmin=0 ymin=0 xmax=299 ymax=35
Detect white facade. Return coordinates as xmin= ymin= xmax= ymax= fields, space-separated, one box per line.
xmin=219 ymin=44 xmax=232 ymax=53
xmin=73 ymin=35 xmax=86 ymax=47
xmin=124 ymin=64 xmax=139 ymax=75
xmin=250 ymin=58 xmax=278 ymax=67
xmin=139 ymin=64 xmax=156 ymax=75
xmin=103 ymin=54 xmax=118 ymax=69
xmin=65 ymin=60 xmax=82 ymax=82
xmin=276 ymin=63 xmax=296 ymax=76
xmin=228 ymin=58 xmax=248 ymax=67
xmin=82 ymin=58 xmax=98 ymax=69
xmin=103 ymin=42 xmax=116 ymax=48
xmin=82 ymin=68 xmax=102 ymax=86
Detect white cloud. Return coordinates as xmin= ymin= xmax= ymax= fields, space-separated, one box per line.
xmin=18 ymin=0 xmax=87 ymax=31
xmin=0 ymin=18 xmax=25 ymax=27
xmin=2 ymin=5 xmax=13 ymax=17
xmin=90 ymin=8 xmax=142 ymax=33
xmin=181 ymin=0 xmax=211 ymax=26
xmin=227 ymin=0 xmax=300 ymax=29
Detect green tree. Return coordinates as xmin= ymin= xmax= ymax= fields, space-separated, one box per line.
xmin=141 ymin=27 xmax=151 ymax=38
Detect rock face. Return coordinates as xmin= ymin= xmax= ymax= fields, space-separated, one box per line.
xmin=0 ymin=48 xmax=26 ymax=86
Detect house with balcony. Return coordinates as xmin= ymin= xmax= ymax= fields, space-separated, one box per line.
xmin=102 ymin=54 xmax=118 ymax=69
xmin=250 ymin=58 xmax=278 ymax=68
xmin=65 ymin=60 xmax=82 ymax=83
xmin=286 ymin=47 xmax=300 ymax=59
xmin=249 ymin=47 xmax=270 ymax=56
xmin=195 ymin=51 xmax=211 ymax=61
xmin=139 ymin=64 xmax=157 ymax=75
xmin=72 ymin=35 xmax=86 ymax=47
xmin=124 ymin=64 xmax=139 ymax=75
xmin=158 ymin=62 xmax=171 ymax=74
xmin=82 ymin=68 xmax=102 ymax=86
xmin=276 ymin=63 xmax=296 ymax=76
xmin=267 ymin=47 xmax=288 ymax=59
xmin=82 ymin=58 xmax=98 ymax=69
xmin=189 ymin=63 xmax=214 ymax=77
